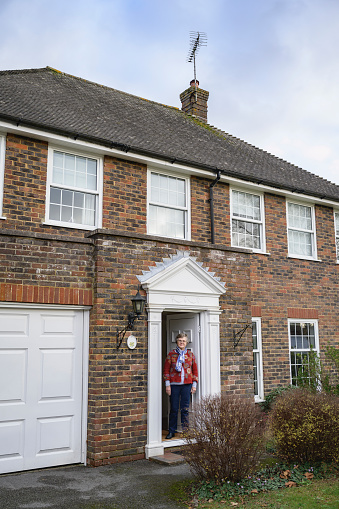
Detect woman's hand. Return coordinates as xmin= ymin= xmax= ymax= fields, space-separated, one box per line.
xmin=191 ymin=386 xmax=196 ymax=394
xmin=165 ymin=386 xmax=171 ymax=396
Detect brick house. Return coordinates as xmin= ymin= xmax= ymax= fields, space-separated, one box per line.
xmin=0 ymin=67 xmax=338 ymax=473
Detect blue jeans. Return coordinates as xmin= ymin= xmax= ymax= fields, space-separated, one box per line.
xmin=169 ymin=384 xmax=192 ymax=433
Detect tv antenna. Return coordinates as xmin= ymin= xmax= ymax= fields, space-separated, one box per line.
xmin=187 ymin=31 xmax=207 ymax=92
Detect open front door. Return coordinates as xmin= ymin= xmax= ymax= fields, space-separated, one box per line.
xmin=163 ymin=313 xmax=200 ymax=435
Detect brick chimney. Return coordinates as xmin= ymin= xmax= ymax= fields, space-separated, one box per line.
xmin=180 ymin=79 xmax=209 ymax=122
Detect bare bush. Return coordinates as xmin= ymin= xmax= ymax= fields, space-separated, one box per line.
xmin=182 ymin=393 xmax=265 ymax=482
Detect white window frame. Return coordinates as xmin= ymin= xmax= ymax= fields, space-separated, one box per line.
xmin=286 ymin=200 xmax=317 ymax=260
xmin=0 ymin=134 xmax=5 ymax=219
xmin=45 ymin=146 xmax=103 ymax=230
xmin=147 ymin=169 xmax=191 ymax=240
xmin=252 ymin=317 xmax=264 ymax=402
xmin=334 ymin=211 xmax=339 ymax=263
xmin=230 ymin=188 xmax=266 ymax=253
xmin=288 ymin=319 xmax=319 ymax=386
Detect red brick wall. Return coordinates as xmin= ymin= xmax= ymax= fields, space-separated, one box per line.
xmin=102 ymin=155 xmax=147 ymax=233
xmin=0 ymin=232 xmax=94 ymax=305
xmin=86 ymin=232 xmax=252 ymax=465
xmin=250 ymin=193 xmax=339 ymax=393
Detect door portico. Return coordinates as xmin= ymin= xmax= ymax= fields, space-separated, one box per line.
xmin=137 ymin=251 xmax=226 ymax=458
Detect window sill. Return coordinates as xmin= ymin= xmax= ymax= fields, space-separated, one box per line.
xmin=254 ymin=398 xmax=264 ymax=403
xmin=0 ymin=216 xmax=6 ymax=220
xmin=287 ymin=255 xmax=321 ymax=262
xmin=231 ymin=245 xmax=270 ymax=255
xmin=43 ymin=221 xmax=98 ymax=231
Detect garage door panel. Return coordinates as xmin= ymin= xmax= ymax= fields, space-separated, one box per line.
xmin=0 ymin=308 xmax=85 ymax=474
xmin=0 ymin=420 xmax=25 ymax=457
xmin=41 ymin=314 xmax=76 ymax=335
xmin=0 ymin=350 xmax=27 ymax=403
xmin=0 ymin=313 xmax=29 ymax=336
xmin=37 ymin=416 xmax=75 ymax=453
xmin=40 ymin=349 xmax=75 ymax=400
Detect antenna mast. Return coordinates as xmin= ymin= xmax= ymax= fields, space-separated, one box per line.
xmin=187 ymin=31 xmax=207 ymax=101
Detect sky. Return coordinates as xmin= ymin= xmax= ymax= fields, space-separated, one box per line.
xmin=1 ymin=0 xmax=339 ymax=185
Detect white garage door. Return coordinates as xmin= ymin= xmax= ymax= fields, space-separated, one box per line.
xmin=0 ymin=307 xmax=86 ymax=474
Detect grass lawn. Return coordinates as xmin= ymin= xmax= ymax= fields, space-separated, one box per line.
xmin=193 ymin=477 xmax=339 ymax=508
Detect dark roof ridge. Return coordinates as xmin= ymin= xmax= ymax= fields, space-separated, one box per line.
xmin=44 ymin=66 xmax=181 ymax=113
xmin=0 ymin=66 xmax=182 ymax=114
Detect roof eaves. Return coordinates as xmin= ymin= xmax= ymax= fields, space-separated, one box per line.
xmin=1 ymin=111 xmax=339 ymax=204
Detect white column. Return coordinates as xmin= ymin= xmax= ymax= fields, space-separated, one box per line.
xmin=145 ymin=308 xmax=164 ymax=458
xmin=209 ymin=310 xmax=221 ymax=395
xmin=200 ymin=310 xmax=221 ymax=397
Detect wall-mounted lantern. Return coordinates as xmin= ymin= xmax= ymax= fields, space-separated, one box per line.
xmin=116 ymin=286 xmax=146 ymax=350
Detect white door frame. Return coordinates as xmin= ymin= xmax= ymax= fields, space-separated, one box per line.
xmin=138 ymin=253 xmax=226 ymax=459
xmin=0 ymin=302 xmax=90 ymax=468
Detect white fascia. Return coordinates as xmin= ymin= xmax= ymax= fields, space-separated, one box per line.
xmin=1 ymin=120 xmax=339 ymax=209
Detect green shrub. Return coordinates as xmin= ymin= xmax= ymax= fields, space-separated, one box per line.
xmin=270 ymin=388 xmax=339 ymax=463
xmin=296 ymin=346 xmax=339 ymax=395
xmin=182 ymin=393 xmax=265 ymax=482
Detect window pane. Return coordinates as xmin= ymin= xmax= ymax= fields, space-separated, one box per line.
xmin=50 ymin=187 xmax=61 ymax=205
xmin=52 ymin=151 xmax=97 ymax=191
xmin=149 ymin=205 xmax=185 ymax=239
xmin=62 ymin=190 xmax=73 ymax=206
xmin=74 ymin=192 xmax=84 ymax=208
xmin=53 ymin=167 xmax=63 ymax=184
xmin=64 ymin=169 xmax=75 ymax=187
xmin=64 ymin=153 xmax=75 ymax=170
xmin=53 ymin=151 xmax=64 ymax=169
xmin=49 ymin=204 xmax=60 ymax=221
xmin=288 ymin=203 xmax=312 ymax=230
xmin=288 ymin=230 xmax=312 ymax=256
xmin=232 ymin=219 xmax=261 ymax=249
xmin=252 ymin=323 xmax=258 ymax=350
xmin=290 ymin=321 xmax=317 ymax=386
xmin=61 ymin=205 xmax=72 ymax=222
xmin=73 ymin=207 xmax=83 ymax=224
xmin=232 ymin=190 xmax=261 ymax=220
xmin=149 ymin=173 xmax=187 ymax=239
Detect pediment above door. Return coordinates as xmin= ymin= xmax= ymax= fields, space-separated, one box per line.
xmin=138 ymin=251 xmax=226 ymax=310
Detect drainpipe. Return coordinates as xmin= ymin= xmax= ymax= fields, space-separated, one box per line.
xmin=209 ymin=170 xmax=221 ymax=244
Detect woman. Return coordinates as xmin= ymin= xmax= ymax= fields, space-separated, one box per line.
xmin=163 ymin=332 xmax=198 ymax=439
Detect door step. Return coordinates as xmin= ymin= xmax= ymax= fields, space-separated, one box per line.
xmin=149 ymin=452 xmax=185 ymax=466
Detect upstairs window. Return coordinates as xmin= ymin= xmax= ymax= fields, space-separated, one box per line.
xmin=148 ymin=171 xmax=190 ymax=240
xmin=0 ymin=134 xmax=5 ymax=218
xmin=335 ymin=212 xmax=339 ymax=261
xmin=46 ymin=148 xmax=102 ymax=229
xmin=287 ymin=202 xmax=316 ymax=259
xmin=231 ymin=189 xmax=265 ymax=251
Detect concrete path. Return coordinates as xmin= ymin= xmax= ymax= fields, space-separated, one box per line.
xmin=0 ymin=459 xmax=193 ymax=509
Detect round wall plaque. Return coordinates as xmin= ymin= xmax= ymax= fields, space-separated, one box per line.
xmin=127 ymin=335 xmax=137 ymax=350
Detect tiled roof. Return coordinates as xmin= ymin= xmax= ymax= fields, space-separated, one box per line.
xmin=1 ymin=66 xmax=339 ymax=202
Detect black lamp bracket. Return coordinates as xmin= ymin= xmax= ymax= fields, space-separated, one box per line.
xmin=233 ymin=323 xmax=252 ymax=348
xmin=116 ymin=312 xmax=140 ymax=350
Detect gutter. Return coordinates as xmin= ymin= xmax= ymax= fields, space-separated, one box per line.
xmin=1 ymin=113 xmax=339 ymax=204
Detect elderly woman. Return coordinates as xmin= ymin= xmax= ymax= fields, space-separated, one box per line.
xmin=163 ymin=332 xmax=198 ymax=439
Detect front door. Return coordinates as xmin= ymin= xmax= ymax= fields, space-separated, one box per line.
xmin=165 ymin=313 xmax=200 ymax=432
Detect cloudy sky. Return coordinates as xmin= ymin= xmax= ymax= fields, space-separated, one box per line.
xmin=1 ymin=0 xmax=339 ymax=184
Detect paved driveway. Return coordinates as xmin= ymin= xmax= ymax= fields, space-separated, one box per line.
xmin=0 ymin=460 xmax=193 ymax=509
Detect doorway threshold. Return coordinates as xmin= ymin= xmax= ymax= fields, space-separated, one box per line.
xmin=149 ymin=451 xmax=186 ymax=465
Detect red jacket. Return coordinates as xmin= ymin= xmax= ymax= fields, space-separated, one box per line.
xmin=163 ymin=349 xmax=198 ymax=385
